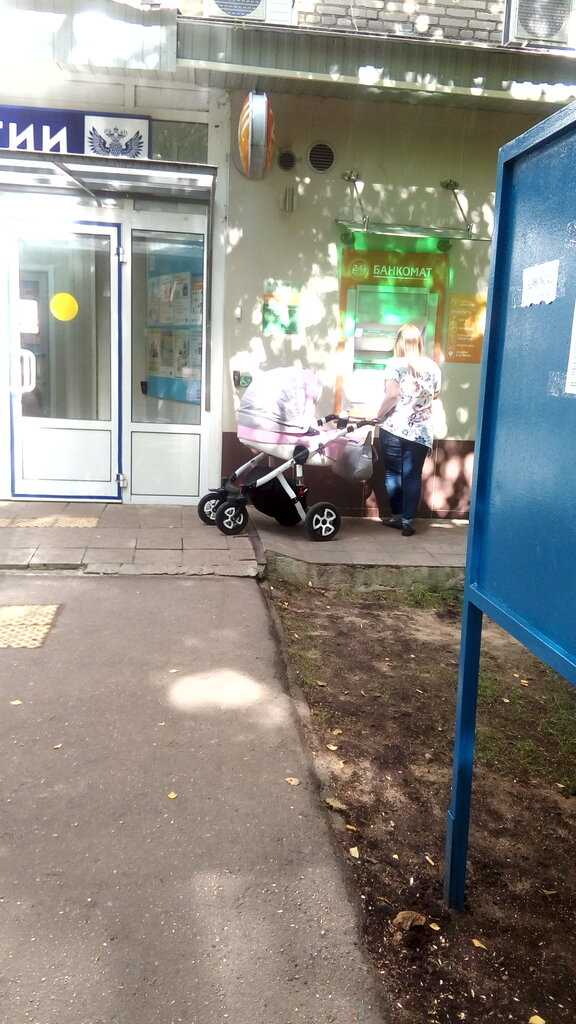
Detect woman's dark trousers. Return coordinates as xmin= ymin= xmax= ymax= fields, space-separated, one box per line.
xmin=379 ymin=429 xmax=428 ymax=522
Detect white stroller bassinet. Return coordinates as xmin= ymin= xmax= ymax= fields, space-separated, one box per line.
xmin=198 ymin=367 xmax=376 ymax=541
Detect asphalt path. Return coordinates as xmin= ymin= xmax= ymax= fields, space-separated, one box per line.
xmin=0 ymin=574 xmax=390 ymax=1024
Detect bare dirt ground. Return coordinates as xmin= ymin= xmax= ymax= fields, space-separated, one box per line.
xmin=266 ymin=577 xmax=576 ymax=1024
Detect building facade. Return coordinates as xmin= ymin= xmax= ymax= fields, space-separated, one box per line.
xmin=1 ymin=0 xmax=575 ymax=513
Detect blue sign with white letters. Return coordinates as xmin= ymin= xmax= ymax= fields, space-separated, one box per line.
xmin=0 ymin=105 xmax=150 ymax=158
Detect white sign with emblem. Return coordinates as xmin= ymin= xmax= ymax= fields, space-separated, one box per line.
xmin=85 ymin=115 xmax=149 ymax=159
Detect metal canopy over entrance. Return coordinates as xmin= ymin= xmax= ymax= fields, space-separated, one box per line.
xmin=0 ymin=150 xmax=217 ymax=203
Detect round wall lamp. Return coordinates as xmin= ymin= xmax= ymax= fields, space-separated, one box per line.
xmin=238 ymin=92 xmax=276 ymax=179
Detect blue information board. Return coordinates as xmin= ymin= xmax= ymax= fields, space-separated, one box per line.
xmin=444 ymin=100 xmax=576 ymax=908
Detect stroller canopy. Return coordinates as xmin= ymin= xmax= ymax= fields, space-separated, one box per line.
xmin=237 ymin=367 xmax=322 ymax=435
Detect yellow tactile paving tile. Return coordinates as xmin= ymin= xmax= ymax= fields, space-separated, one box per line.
xmin=12 ymin=516 xmax=98 ymax=528
xmin=0 ymin=604 xmax=59 ymax=648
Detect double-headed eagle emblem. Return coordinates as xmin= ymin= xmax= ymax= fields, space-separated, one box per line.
xmin=87 ymin=126 xmax=144 ymax=159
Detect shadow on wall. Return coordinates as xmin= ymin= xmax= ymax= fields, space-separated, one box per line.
xmin=424 ymin=441 xmax=475 ymax=517
xmin=365 ymin=440 xmax=473 ymax=520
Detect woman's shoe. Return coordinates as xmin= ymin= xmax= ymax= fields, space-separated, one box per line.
xmin=402 ymin=524 xmax=415 ymax=537
xmin=383 ymin=518 xmax=402 ymax=529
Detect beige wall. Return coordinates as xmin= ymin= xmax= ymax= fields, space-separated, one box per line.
xmin=222 ymin=90 xmax=542 ymax=442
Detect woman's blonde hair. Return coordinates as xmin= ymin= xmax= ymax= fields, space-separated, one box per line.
xmin=395 ymin=323 xmax=424 ymax=376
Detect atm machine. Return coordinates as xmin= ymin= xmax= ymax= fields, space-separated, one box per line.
xmin=344 ymin=283 xmax=439 ymax=416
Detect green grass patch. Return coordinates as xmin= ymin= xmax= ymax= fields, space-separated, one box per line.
xmin=402 ymin=582 xmax=463 ymax=611
xmin=291 ymin=648 xmax=322 ymax=687
xmin=476 ymin=668 xmax=576 ymax=782
xmin=477 ymin=669 xmax=501 ymax=709
xmin=311 ymin=708 xmax=335 ymax=730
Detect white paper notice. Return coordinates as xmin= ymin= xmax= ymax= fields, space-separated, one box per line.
xmin=565 ymin=302 xmax=576 ymax=395
xmin=521 ymin=259 xmax=559 ymax=307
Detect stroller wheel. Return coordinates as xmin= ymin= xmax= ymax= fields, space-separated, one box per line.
xmin=215 ymin=500 xmax=249 ymax=536
xmin=198 ymin=491 xmax=226 ymax=525
xmin=305 ymin=502 xmax=341 ymax=541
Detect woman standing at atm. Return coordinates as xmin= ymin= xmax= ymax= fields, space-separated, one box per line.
xmin=374 ymin=324 xmax=441 ymax=536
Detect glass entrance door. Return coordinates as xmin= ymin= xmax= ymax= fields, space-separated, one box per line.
xmin=127 ymin=223 xmax=209 ymax=502
xmin=10 ymin=223 xmax=121 ymax=499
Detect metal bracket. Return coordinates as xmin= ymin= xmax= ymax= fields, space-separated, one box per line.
xmin=440 ymin=178 xmax=472 ymax=237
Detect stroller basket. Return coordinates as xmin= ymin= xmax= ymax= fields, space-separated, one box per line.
xmin=198 ymin=367 xmax=376 ymax=541
xmin=244 ymin=468 xmax=303 ymax=527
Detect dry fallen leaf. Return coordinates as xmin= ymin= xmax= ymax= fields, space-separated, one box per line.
xmin=332 ymin=728 xmax=343 ymax=735
xmin=53 ymin=743 xmax=62 ymax=750
xmin=346 ymin=824 xmax=357 ymax=831
xmin=393 ymin=910 xmax=427 ymax=930
xmin=528 ymin=1016 xmax=546 ymax=1024
xmin=167 ymin=791 xmax=178 ymax=800
xmin=541 ymin=889 xmax=557 ymax=895
xmin=9 ymin=699 xmax=23 ymax=706
xmin=326 ymin=743 xmax=339 ymax=751
xmin=429 ymin=922 xmax=441 ymax=931
xmin=325 ymin=797 xmax=347 ymax=812
xmin=316 ymin=681 xmax=328 ymax=687
xmin=472 ymin=938 xmax=487 ymax=949
xmin=520 ymin=679 xmax=529 ymax=686
xmin=349 ymin=846 xmax=360 ymax=859
xmin=285 ymin=777 xmax=301 ymax=786
xmin=425 ymin=855 xmax=435 ymax=866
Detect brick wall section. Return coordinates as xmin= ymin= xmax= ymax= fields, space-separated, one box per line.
xmin=298 ymin=0 xmax=505 ymax=41
xmin=178 ymin=0 xmax=505 ymax=45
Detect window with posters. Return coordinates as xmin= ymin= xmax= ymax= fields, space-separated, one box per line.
xmin=132 ymin=230 xmax=205 ymax=426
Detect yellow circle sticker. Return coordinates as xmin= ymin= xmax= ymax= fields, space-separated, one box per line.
xmin=49 ymin=292 xmax=79 ymax=322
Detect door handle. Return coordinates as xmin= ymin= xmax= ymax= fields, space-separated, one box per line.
xmin=12 ymin=349 xmax=37 ymax=395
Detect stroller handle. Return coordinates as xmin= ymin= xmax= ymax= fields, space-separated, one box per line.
xmin=318 ymin=414 xmax=378 ymax=430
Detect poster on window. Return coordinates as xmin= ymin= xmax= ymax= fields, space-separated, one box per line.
xmin=145 ymin=255 xmax=204 ymax=403
xmin=147 ymin=327 xmax=202 ymax=403
xmin=147 ymin=272 xmax=198 ymax=326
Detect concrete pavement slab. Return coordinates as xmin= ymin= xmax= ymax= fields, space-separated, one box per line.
xmin=0 ymin=547 xmax=35 ymax=567
xmin=0 ymin=575 xmax=389 ymax=1024
xmin=132 ymin=551 xmax=197 ymax=569
xmin=29 ymin=548 xmax=87 ymax=568
xmin=88 ymin=531 xmax=138 ymax=550
xmin=181 ymin=531 xmax=230 ymax=550
xmin=137 ymin=530 xmax=184 ymax=550
xmin=84 ymin=548 xmax=136 ymax=564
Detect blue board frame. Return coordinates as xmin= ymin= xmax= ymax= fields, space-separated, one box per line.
xmin=444 ymin=101 xmax=576 ymax=909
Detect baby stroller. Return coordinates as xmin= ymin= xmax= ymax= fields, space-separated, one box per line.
xmin=198 ymin=367 xmax=376 ymax=541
